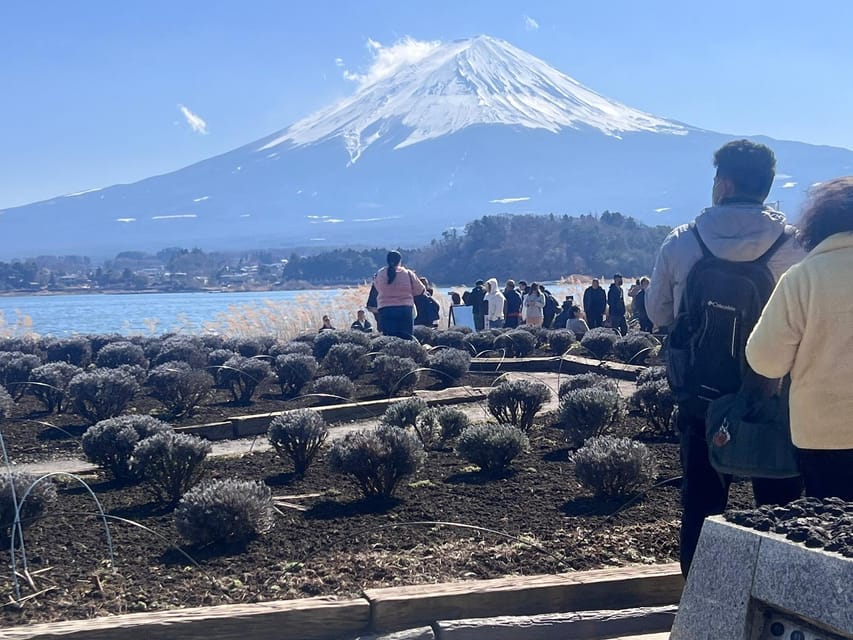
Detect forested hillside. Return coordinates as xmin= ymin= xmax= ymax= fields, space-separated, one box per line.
xmin=282 ymin=211 xmax=672 ymax=284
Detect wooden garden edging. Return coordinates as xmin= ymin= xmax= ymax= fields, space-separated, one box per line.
xmin=470 ymin=355 xmax=644 ymax=380
xmin=365 ymin=563 xmax=682 ymax=632
xmin=174 ymin=385 xmax=490 ymax=440
xmin=3 ymin=564 xmax=683 ymax=640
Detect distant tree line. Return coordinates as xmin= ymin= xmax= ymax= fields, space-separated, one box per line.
xmin=282 ymin=211 xmax=672 ymax=284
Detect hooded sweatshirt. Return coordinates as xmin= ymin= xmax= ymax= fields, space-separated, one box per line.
xmin=646 ymin=203 xmax=805 ymax=328
xmin=483 ymin=278 xmax=506 ymax=321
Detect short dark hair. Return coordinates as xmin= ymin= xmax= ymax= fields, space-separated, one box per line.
xmin=797 ymin=177 xmax=853 ymax=251
xmin=713 ymin=139 xmax=776 ymax=202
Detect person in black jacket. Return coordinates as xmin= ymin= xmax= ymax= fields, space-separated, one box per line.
xmin=414 ymin=278 xmax=440 ymax=328
xmin=468 ymin=280 xmax=487 ymax=331
xmin=542 ymin=287 xmax=558 ymax=329
xmin=582 ymin=279 xmax=607 ymax=329
xmin=632 ymin=277 xmax=653 ymax=332
xmin=350 ymin=310 xmax=373 ymax=333
xmin=503 ymin=279 xmax=523 ymax=328
xmin=607 ymin=274 xmax=628 ymax=335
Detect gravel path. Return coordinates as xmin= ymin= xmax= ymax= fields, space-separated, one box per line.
xmin=9 ymin=371 xmax=636 ymax=478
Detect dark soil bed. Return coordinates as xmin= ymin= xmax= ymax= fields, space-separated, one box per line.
xmin=2 ymin=372 xmax=499 ymax=463
xmin=0 ymin=421 xmax=754 ymax=627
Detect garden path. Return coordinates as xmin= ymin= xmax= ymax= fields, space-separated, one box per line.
xmin=9 ymin=372 xmax=636 ymax=478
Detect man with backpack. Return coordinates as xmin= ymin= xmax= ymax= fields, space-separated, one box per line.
xmin=646 ymin=139 xmax=805 ymax=576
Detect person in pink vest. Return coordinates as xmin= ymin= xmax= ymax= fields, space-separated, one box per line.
xmin=371 ymin=251 xmax=425 ymax=340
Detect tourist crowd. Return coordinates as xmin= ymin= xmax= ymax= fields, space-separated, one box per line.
xmin=349 ymin=140 xmax=851 ymax=579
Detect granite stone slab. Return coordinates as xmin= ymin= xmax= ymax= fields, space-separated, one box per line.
xmin=669 ymin=518 xmax=760 ymax=640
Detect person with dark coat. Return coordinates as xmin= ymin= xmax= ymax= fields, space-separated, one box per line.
xmin=468 ymin=280 xmax=487 ymax=331
xmin=607 ymin=274 xmax=628 ymax=336
xmin=318 ymin=315 xmax=336 ymax=332
xmin=350 ymin=310 xmax=373 ymax=333
xmin=632 ymin=277 xmax=653 ymax=332
xmin=414 ymin=278 xmax=440 ymax=328
xmin=583 ymin=279 xmax=607 ymax=329
xmin=542 ymin=287 xmax=559 ymax=329
xmin=503 ymin=279 xmax=523 ymax=328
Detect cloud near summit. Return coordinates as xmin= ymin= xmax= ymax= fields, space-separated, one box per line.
xmin=178 ymin=104 xmax=208 ymax=135
xmin=342 ymin=36 xmax=441 ymax=89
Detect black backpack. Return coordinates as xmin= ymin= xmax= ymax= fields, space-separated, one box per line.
xmin=666 ymin=224 xmax=792 ymax=402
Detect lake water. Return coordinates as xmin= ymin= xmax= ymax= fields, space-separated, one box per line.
xmin=0 ymin=280 xmax=608 ymax=336
xmin=0 ymin=290 xmax=353 ymax=336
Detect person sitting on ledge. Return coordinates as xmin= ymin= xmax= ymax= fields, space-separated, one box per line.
xmin=318 ymin=315 xmax=336 ymax=332
xmin=350 ymin=309 xmax=373 ymax=333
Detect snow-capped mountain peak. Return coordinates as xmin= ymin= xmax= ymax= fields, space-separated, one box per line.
xmin=259 ymin=35 xmax=687 ymax=163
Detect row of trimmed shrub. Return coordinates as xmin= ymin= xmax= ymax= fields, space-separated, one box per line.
xmin=0 ymin=334 xmax=476 ymax=420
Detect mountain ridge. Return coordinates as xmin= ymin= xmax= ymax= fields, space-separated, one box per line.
xmin=2 ymin=35 xmax=852 ymax=259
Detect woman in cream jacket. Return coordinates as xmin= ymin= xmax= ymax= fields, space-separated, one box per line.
xmin=746 ymin=177 xmax=853 ymax=500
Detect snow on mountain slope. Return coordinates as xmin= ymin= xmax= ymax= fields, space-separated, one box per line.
xmin=260 ymin=36 xmax=688 ymax=163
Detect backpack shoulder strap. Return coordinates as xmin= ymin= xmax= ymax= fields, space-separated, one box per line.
xmin=690 ymin=222 xmax=713 ymax=259
xmin=755 ymin=226 xmax=794 ymax=265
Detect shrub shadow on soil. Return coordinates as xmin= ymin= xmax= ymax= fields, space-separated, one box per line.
xmin=305 ymin=497 xmax=400 ymax=520
xmin=162 ymin=539 xmax=253 ymax=565
xmin=542 ymin=447 xmax=572 ymax=462
xmin=445 ymin=469 xmax=516 ymax=485
xmin=264 ymin=471 xmax=298 ymax=487
xmin=109 ymin=500 xmax=173 ymax=520
xmin=561 ymin=495 xmax=628 ymax=517
xmin=36 ymin=422 xmax=87 ymax=442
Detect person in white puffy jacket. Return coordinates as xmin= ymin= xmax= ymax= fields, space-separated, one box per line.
xmin=483 ymin=277 xmax=505 ymax=329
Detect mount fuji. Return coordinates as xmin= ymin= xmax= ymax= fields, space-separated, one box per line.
xmin=3 ymin=35 xmax=853 ymax=258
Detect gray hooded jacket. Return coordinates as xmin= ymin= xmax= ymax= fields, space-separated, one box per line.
xmin=646 ymin=203 xmax=805 ymax=328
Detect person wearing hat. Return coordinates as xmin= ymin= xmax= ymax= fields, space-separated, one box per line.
xmin=607 ymin=274 xmax=628 ymax=335
xmin=468 ymin=279 xmax=487 ymax=331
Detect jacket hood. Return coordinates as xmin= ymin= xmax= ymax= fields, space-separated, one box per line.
xmin=485 ymin=278 xmax=500 ymax=294
xmin=695 ymin=203 xmax=789 ymax=261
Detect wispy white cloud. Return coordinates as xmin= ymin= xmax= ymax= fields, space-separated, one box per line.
xmin=782 ymin=181 xmax=798 ymax=189
xmin=334 ymin=57 xmax=344 ymax=67
xmin=178 ymin=104 xmax=208 ymax=135
xmin=342 ymin=36 xmax=441 ymax=88
xmin=152 ymin=213 xmax=198 ymax=220
xmin=489 ymin=196 xmax=531 ymax=204
xmin=523 ymin=15 xmax=540 ymax=31
xmin=654 ymin=207 xmax=671 ymax=213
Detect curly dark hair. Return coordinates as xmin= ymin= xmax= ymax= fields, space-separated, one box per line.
xmin=713 ymin=139 xmax=776 ymax=202
xmin=797 ymin=177 xmax=853 ymax=251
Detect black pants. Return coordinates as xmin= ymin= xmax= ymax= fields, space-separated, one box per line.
xmin=378 ymin=305 xmax=415 ymax=340
xmin=677 ymin=404 xmax=803 ymax=577
xmin=612 ymin=314 xmax=629 ymax=336
xmin=474 ymin=313 xmax=485 ymax=332
xmin=798 ymin=448 xmax=853 ymax=500
xmin=587 ymin=314 xmax=604 ymax=329
xmin=638 ymin=317 xmax=653 ymax=333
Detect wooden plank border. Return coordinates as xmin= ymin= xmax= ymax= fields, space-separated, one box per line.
xmin=365 ymin=564 xmax=683 ymax=633
xmin=2 ymin=596 xmax=370 ymax=640
xmin=2 ymin=565 xmax=682 ymax=640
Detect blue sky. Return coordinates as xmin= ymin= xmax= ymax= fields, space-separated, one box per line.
xmin=2 ymin=0 xmax=851 ymax=209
